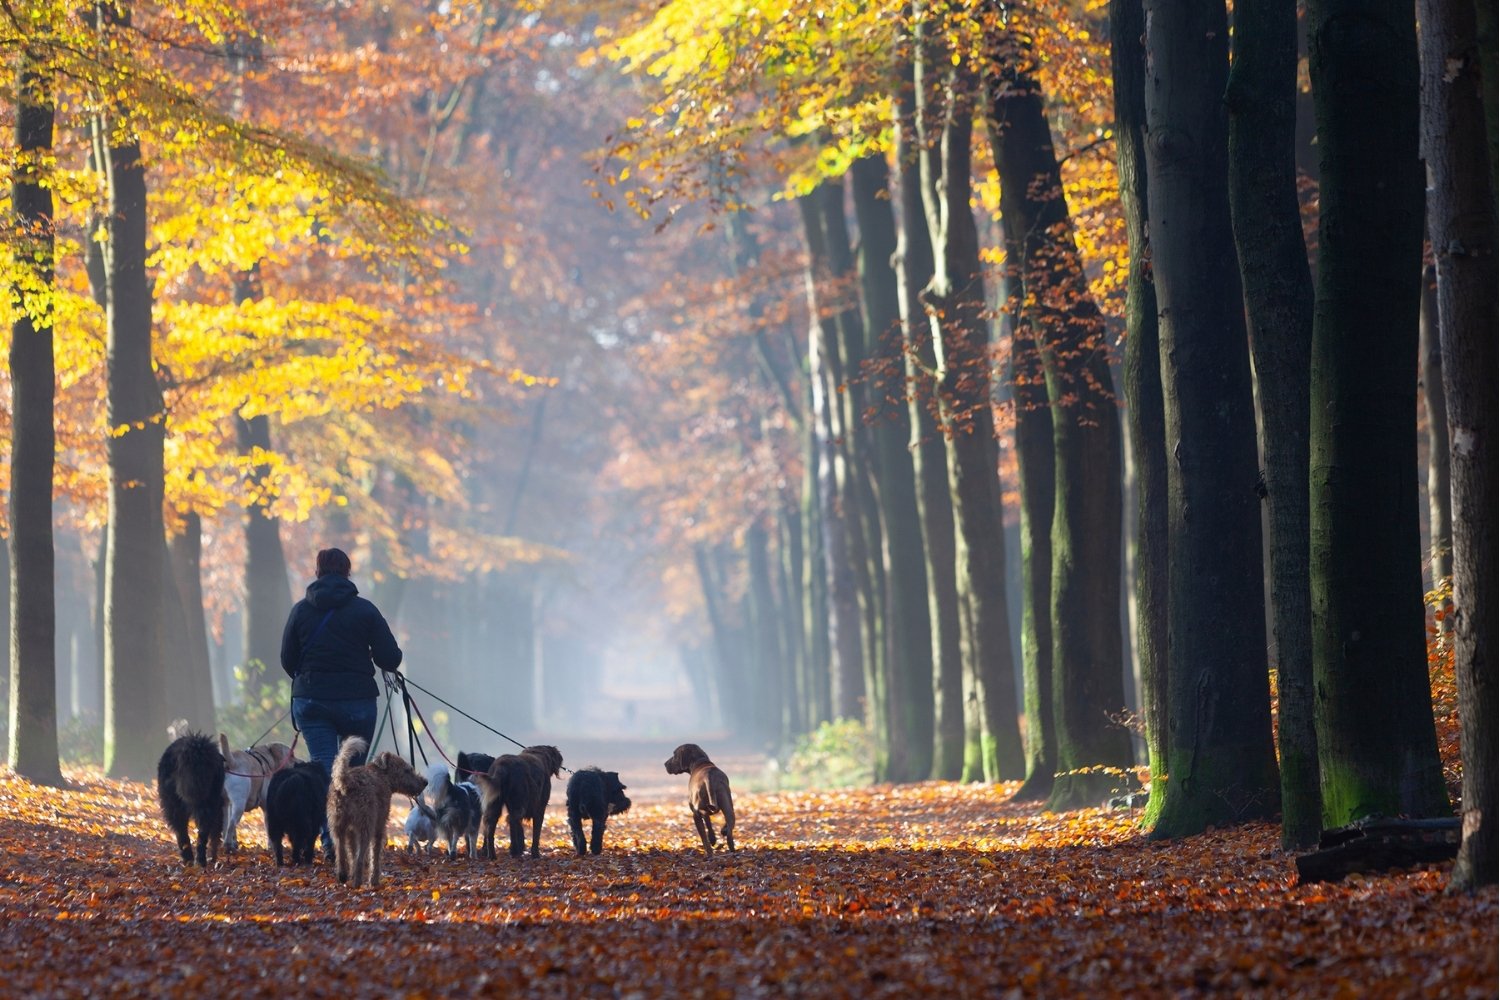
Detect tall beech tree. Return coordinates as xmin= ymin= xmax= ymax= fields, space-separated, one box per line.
xmin=1225 ymin=0 xmax=1320 ymax=847
xmin=1142 ymin=0 xmax=1280 ymax=835
xmin=8 ymin=47 xmax=65 ymax=786
xmin=913 ymin=9 xmax=1024 ymax=781
xmin=983 ymin=23 xmax=1132 ymax=810
xmin=1109 ymin=0 xmax=1167 ymax=828
xmin=1307 ymin=0 xmax=1450 ymax=825
xmin=1418 ymin=0 xmax=1498 ymax=889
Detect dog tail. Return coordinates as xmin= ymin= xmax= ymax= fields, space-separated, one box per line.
xmin=218 ymin=733 xmax=231 ymax=760
xmin=472 ymin=768 xmax=502 ymax=812
xmin=332 ymin=737 xmax=367 ymax=789
xmin=423 ymin=762 xmax=452 ymax=807
xmin=174 ymin=731 xmax=227 ymax=806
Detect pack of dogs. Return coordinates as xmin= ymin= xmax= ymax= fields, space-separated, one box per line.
xmin=154 ymin=733 xmax=734 ymax=885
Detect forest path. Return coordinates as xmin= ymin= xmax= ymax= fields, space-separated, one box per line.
xmin=0 ymin=766 xmax=1491 ymax=997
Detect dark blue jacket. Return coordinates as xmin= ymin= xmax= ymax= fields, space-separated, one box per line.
xmin=280 ymin=575 xmax=402 ymax=701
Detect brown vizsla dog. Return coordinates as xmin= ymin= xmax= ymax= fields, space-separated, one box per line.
xmin=663 ymin=743 xmax=736 ymax=855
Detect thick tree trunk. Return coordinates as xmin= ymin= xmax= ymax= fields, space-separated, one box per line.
xmin=984 ymin=40 xmax=1132 ymax=810
xmin=1142 ymin=0 xmax=1281 ymax=835
xmin=912 ymin=36 xmax=1025 ymax=782
xmin=1110 ymin=0 xmax=1169 ymax=828
xmin=746 ymin=520 xmax=785 ymax=745
xmin=777 ymin=501 xmax=808 ymax=738
xmin=1307 ymin=0 xmax=1451 ymax=825
xmin=8 ymin=54 xmax=64 ymax=785
xmin=1418 ymin=265 xmax=1452 ymax=586
xmin=1226 ymin=0 xmax=1321 ymax=849
xmin=97 ymin=109 xmax=169 ymax=778
xmin=801 ymin=404 xmax=833 ymax=728
xmin=894 ymin=61 xmax=965 ymax=780
xmin=1418 ymin=0 xmax=1498 ymax=890
xmin=851 ymin=154 xmax=935 ymax=783
xmin=167 ymin=514 xmax=215 ymax=727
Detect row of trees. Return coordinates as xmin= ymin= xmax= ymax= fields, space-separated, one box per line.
xmin=601 ymin=0 xmax=1494 ymax=887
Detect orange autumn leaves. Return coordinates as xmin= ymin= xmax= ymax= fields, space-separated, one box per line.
xmin=0 ymin=763 xmax=1492 ymax=997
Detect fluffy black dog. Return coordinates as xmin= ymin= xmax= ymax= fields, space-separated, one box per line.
xmin=156 ymin=731 xmax=226 ymax=867
xmin=423 ymin=763 xmax=482 ymax=859
xmin=264 ymin=761 xmax=330 ymax=866
xmin=566 ymin=767 xmax=631 ymax=857
xmin=456 ymin=751 xmax=495 ymax=782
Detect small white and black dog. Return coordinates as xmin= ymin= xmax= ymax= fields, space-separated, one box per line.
xmin=423 ymin=762 xmax=482 ymax=859
xmin=157 ymin=731 xmax=227 ymax=867
xmin=264 ymin=761 xmax=329 ymax=866
xmin=405 ymin=800 xmax=438 ymax=854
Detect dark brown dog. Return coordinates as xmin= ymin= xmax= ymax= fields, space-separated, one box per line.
xmin=473 ymin=745 xmax=564 ymax=859
xmin=327 ymin=737 xmax=428 ymax=887
xmin=664 ymin=743 xmax=736 ymax=855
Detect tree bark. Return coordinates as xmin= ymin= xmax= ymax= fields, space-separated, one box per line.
xmin=1142 ymin=0 xmax=1281 ymax=835
xmin=912 ymin=25 xmax=1025 ymax=782
xmin=1307 ymin=0 xmax=1451 ymax=826
xmin=893 ymin=59 xmax=966 ymax=780
xmin=1418 ymin=0 xmax=1498 ymax=890
xmin=168 ymin=514 xmax=216 ymax=722
xmin=983 ymin=33 xmax=1132 ymax=810
xmin=1110 ymin=0 xmax=1169 ymax=828
xmin=96 ymin=90 xmax=169 ymax=777
xmin=1417 ymin=265 xmax=1452 ymax=586
xmin=1225 ymin=0 xmax=1321 ymax=849
xmin=851 ymin=154 xmax=935 ymax=783
xmin=8 ymin=52 xmax=64 ymax=785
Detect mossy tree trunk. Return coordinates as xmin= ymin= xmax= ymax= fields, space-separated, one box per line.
xmin=1307 ymin=0 xmax=1451 ymax=827
xmin=1418 ymin=0 xmax=1498 ymax=889
xmin=1142 ymin=0 xmax=1281 ymax=835
xmin=984 ymin=32 xmax=1132 ymax=809
xmin=1225 ymin=0 xmax=1320 ymax=848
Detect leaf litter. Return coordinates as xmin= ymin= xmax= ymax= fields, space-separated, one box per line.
xmin=0 ymin=768 xmax=1492 ymax=997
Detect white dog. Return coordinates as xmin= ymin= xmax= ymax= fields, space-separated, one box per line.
xmin=219 ymin=735 xmax=298 ymax=854
xmin=405 ymin=800 xmax=438 ymax=854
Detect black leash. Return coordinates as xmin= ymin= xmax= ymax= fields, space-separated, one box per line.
xmin=398 ymin=675 xmax=571 ymax=775
xmin=248 ymin=709 xmax=291 ymax=749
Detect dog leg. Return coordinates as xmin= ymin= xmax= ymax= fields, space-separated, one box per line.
xmin=693 ymin=811 xmax=713 ymax=855
xmin=569 ymin=809 xmax=586 ymax=857
xmin=591 ymin=808 xmax=606 ymax=856
xmin=370 ymin=837 xmax=384 ymax=888
xmin=529 ymin=813 xmax=543 ymax=859
xmin=480 ymin=801 xmax=501 ymax=861
xmin=508 ymin=812 xmax=527 ymax=858
xmin=721 ymin=800 xmax=736 ymax=852
xmin=336 ymin=834 xmax=350 ymax=884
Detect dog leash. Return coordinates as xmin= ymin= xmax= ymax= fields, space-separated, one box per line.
xmin=397 ymin=676 xmax=572 ymax=776
xmin=247 ymin=710 xmax=291 ymax=750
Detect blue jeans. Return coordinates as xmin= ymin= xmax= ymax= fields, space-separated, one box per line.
xmin=292 ymin=696 xmax=378 ymax=852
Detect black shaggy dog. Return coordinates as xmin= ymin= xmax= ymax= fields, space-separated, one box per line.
xmin=264 ymin=761 xmax=330 ymax=866
xmin=156 ymin=731 xmax=227 ymax=867
xmin=566 ymin=767 xmax=631 ymax=857
xmin=473 ymin=745 xmax=564 ymax=859
xmin=456 ymin=751 xmax=495 ymax=783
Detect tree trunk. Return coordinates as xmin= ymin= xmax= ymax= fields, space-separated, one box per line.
xmin=1307 ymin=0 xmax=1451 ymax=825
xmin=746 ymin=520 xmax=785 ymax=745
xmin=1418 ymin=0 xmax=1498 ymax=890
xmin=1006 ymin=271 xmax=1056 ymax=803
xmin=1110 ymin=0 xmax=1169 ymax=826
xmin=1142 ymin=0 xmax=1281 ymax=835
xmin=237 ymin=408 xmax=292 ymax=694
xmin=983 ymin=36 xmax=1132 ymax=810
xmin=8 ymin=52 xmax=64 ymax=785
xmin=912 ymin=31 xmax=1025 ymax=782
xmin=801 ymin=402 xmax=833 ymax=728
xmin=1418 ymin=265 xmax=1452 ymax=586
xmin=799 ymin=188 xmax=866 ymax=722
xmin=894 ymin=59 xmax=966 ymax=780
xmin=168 ymin=514 xmax=215 ymax=728
xmin=851 ymin=153 xmax=935 ymax=783
xmin=96 ymin=100 xmax=169 ymax=777
xmin=1225 ymin=0 xmax=1321 ymax=849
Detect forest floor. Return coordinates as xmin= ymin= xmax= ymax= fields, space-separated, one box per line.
xmin=0 ymin=739 xmax=1493 ymax=998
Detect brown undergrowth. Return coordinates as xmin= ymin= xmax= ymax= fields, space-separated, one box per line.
xmin=0 ymin=768 xmax=1492 ymax=997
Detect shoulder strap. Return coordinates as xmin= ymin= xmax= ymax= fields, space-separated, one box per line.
xmin=303 ymin=609 xmax=336 ymax=656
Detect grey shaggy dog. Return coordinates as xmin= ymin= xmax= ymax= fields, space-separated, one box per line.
xmin=474 ymin=745 xmax=564 ymax=859
xmin=327 ymin=737 xmax=428 ymax=887
xmin=156 ymin=731 xmax=227 ymax=867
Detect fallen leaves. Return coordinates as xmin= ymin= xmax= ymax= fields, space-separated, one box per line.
xmin=0 ymin=766 xmax=1492 ymax=997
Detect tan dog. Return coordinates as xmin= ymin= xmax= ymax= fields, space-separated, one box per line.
xmin=327 ymin=737 xmax=428 ymax=888
xmin=664 ymin=743 xmax=736 ymax=855
xmin=219 ymin=734 xmax=297 ymax=854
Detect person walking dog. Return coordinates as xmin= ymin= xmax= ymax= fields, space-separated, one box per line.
xmin=281 ymin=547 xmax=403 ymax=859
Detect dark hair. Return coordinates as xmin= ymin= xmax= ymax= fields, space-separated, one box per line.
xmin=316 ymin=548 xmax=352 ymax=578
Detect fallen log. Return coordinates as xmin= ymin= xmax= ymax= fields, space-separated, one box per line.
xmin=1295 ymin=815 xmax=1461 ymax=885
